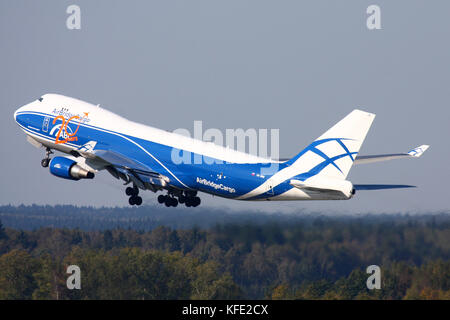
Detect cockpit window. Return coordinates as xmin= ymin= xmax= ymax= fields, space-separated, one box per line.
xmin=38 ymin=97 xmax=43 ymax=102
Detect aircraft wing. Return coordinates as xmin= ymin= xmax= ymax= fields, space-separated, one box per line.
xmin=94 ymin=149 xmax=170 ymax=190
xmin=354 ymin=145 xmax=429 ymax=165
xmin=93 ymin=149 xmax=155 ymax=173
xmin=76 ymin=141 xmax=170 ymax=190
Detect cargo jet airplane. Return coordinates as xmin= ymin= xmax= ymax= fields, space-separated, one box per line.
xmin=14 ymin=94 xmax=429 ymax=207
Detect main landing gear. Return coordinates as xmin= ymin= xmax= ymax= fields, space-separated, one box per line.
xmin=157 ymin=191 xmax=201 ymax=208
xmin=41 ymin=148 xmax=53 ymax=168
xmin=158 ymin=194 xmax=178 ymax=207
xmin=126 ymin=186 xmax=142 ymax=206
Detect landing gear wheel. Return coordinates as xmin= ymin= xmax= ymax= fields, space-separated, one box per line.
xmin=41 ymin=158 xmax=50 ymax=168
xmin=126 ymin=187 xmax=138 ymax=196
xmin=178 ymin=195 xmax=186 ymax=204
xmin=129 ymin=196 xmax=142 ymax=206
xmin=193 ymin=197 xmax=201 ymax=207
xmin=164 ymin=197 xmax=178 ymax=207
xmin=185 ymin=196 xmax=201 ymax=207
xmin=134 ymin=196 xmax=142 ymax=206
xmin=158 ymin=195 xmax=166 ymax=204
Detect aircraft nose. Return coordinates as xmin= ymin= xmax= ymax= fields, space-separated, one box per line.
xmin=14 ymin=107 xmax=21 ymax=122
xmin=14 ymin=105 xmax=27 ymax=123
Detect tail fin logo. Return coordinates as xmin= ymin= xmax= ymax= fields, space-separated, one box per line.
xmin=289 ymin=138 xmax=358 ymax=180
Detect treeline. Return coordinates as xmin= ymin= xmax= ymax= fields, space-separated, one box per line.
xmin=0 ymin=204 xmax=314 ymax=230
xmin=1 ymin=204 xmax=450 ymax=231
xmin=0 ymin=211 xmax=449 ymax=300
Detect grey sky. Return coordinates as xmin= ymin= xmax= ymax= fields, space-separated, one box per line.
xmin=1 ymin=1 xmax=449 ymax=213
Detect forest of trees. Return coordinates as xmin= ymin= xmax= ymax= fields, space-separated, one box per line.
xmin=0 ymin=205 xmax=449 ymax=300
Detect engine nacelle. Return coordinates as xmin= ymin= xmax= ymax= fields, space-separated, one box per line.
xmin=49 ymin=156 xmax=95 ymax=180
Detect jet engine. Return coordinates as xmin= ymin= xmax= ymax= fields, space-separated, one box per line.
xmin=49 ymin=156 xmax=95 ymax=180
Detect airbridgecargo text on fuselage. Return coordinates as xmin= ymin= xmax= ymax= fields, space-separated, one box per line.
xmin=196 ymin=177 xmax=236 ymax=194
xmin=52 ymin=107 xmax=91 ymax=124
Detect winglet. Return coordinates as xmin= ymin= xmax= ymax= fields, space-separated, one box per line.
xmin=407 ymin=145 xmax=429 ymax=158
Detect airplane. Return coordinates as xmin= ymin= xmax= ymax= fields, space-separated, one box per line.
xmin=14 ymin=94 xmax=429 ymax=207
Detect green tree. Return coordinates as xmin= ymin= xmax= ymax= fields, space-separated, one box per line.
xmin=190 ymin=261 xmax=241 ymax=299
xmin=0 ymin=219 xmax=7 ymax=240
xmin=297 ymin=279 xmax=333 ymax=299
xmin=0 ymin=249 xmax=39 ymax=299
xmin=103 ymin=230 xmax=114 ymax=250
xmin=331 ymin=269 xmax=373 ymax=300
xmin=0 ymin=219 xmax=8 ymax=255
xmin=32 ymin=253 xmax=65 ymax=300
xmin=271 ymin=284 xmax=294 ymax=300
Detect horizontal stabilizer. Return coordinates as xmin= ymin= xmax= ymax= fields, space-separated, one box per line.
xmin=290 ymin=177 xmax=354 ymax=199
xmin=354 ymin=145 xmax=429 ymax=165
xmin=354 ymin=184 xmax=416 ymax=190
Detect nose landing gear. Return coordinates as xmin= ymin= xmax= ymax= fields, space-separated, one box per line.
xmin=126 ymin=186 xmax=142 ymax=206
xmin=41 ymin=148 xmax=53 ymax=168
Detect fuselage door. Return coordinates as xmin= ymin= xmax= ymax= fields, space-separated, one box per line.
xmin=266 ymin=184 xmax=274 ymax=195
xmin=42 ymin=116 xmax=50 ymax=132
